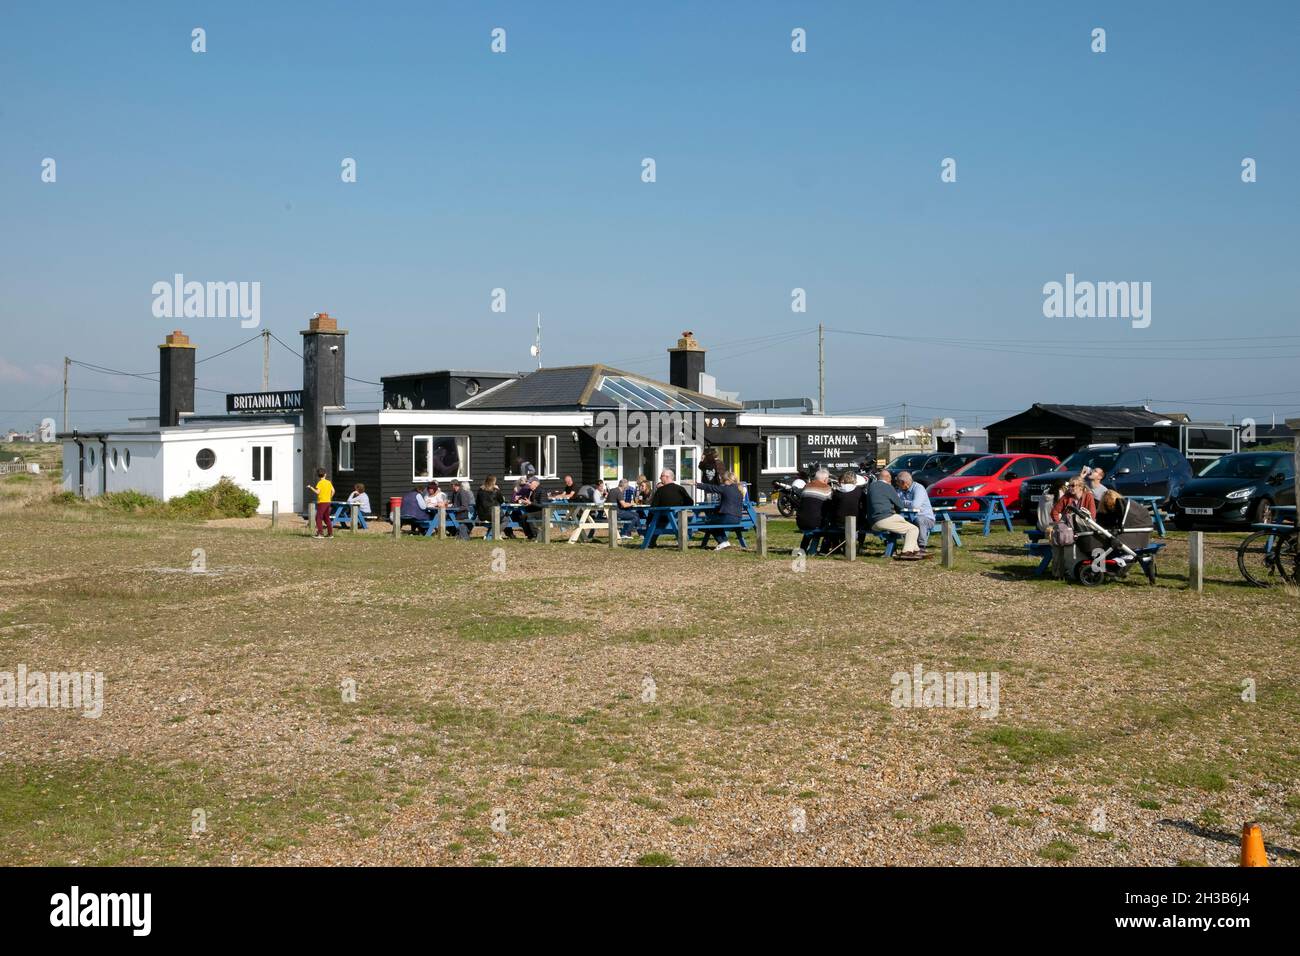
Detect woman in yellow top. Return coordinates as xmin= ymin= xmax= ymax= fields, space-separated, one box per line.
xmin=307 ymin=468 xmax=335 ymax=538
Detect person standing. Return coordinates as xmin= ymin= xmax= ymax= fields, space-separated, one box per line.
xmin=307 ymin=468 xmax=335 ymax=539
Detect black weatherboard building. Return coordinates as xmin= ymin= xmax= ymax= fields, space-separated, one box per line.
xmin=986 ymin=403 xmax=1240 ymax=463
xmin=326 ymin=332 xmax=883 ymax=517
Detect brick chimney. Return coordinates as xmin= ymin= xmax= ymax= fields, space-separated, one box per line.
xmin=668 ymin=331 xmax=706 ymax=392
xmin=158 ymin=329 xmax=195 ymax=426
xmin=301 ymin=312 xmax=347 ymax=479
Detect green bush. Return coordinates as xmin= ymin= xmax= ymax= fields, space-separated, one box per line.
xmin=165 ymin=477 xmax=260 ymax=519
xmin=99 ymin=489 xmax=165 ymax=514
xmin=49 ymin=490 xmax=80 ymax=505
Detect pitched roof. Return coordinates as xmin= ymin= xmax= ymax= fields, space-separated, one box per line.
xmin=1031 ymin=404 xmax=1170 ymax=428
xmin=460 ymin=364 xmax=741 ymax=412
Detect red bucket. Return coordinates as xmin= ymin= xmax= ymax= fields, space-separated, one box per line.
xmin=389 ymin=496 xmax=402 ymax=518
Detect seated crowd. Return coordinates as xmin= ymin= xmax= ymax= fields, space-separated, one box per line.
xmin=793 ymin=464 xmax=933 ymax=561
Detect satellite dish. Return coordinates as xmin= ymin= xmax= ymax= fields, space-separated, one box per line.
xmin=529 ymin=345 xmax=539 ymax=357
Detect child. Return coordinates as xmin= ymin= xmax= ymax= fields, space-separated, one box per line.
xmin=307 ymin=468 xmax=335 ymax=538
xmin=346 ymin=483 xmax=371 ymax=515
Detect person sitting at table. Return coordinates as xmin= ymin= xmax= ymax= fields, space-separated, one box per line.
xmin=398 ymin=483 xmax=434 ymax=530
xmin=476 ymin=476 xmax=505 ymax=535
xmin=697 ymin=470 xmax=746 ymax=551
xmin=505 ymin=477 xmax=541 ymax=540
xmin=345 ymin=483 xmax=371 ymax=516
xmin=612 ymin=478 xmax=641 ymax=535
xmin=896 ymin=470 xmax=935 ymax=550
xmin=819 ymin=469 xmax=863 ymax=553
xmin=796 ymin=468 xmax=834 ymax=556
xmin=424 ymin=481 xmax=448 ymax=510
xmin=549 ymin=475 xmax=578 ymax=501
xmin=1051 ymin=476 xmax=1096 ymax=522
xmin=649 ymin=469 xmax=693 ymax=507
xmin=865 ymin=469 xmax=924 ymax=560
xmin=635 ymin=474 xmax=654 ymax=505
xmin=448 ymin=479 xmax=475 ymax=539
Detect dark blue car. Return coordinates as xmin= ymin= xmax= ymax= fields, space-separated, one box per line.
xmin=1018 ymin=442 xmax=1194 ymax=518
xmin=1170 ymin=451 xmax=1295 ymax=528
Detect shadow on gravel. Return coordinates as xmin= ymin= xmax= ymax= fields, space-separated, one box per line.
xmin=1159 ymin=819 xmax=1300 ymax=860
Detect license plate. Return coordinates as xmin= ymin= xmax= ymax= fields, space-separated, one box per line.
xmin=1185 ymin=507 xmax=1213 ymax=516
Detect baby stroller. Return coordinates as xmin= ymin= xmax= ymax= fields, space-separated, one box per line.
xmin=1067 ymin=502 xmax=1157 ymax=586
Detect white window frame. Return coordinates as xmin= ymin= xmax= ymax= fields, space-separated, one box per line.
xmin=413 ymin=435 xmax=471 ymax=482
xmin=764 ymin=434 xmax=796 ymax=473
xmin=251 ymin=445 xmax=273 ymax=482
xmin=338 ymin=433 xmax=354 ymax=471
xmin=599 ymin=446 xmax=622 ymax=483
xmin=505 ymin=435 xmax=558 ymax=480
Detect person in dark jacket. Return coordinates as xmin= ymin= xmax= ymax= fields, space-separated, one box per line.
xmin=649 ymin=469 xmax=693 ymax=507
xmin=822 ymin=470 xmax=864 ymax=553
xmin=796 ymin=468 xmax=834 ymax=556
xmin=449 ymin=479 xmax=475 ymax=539
xmin=865 ymin=469 xmax=924 ymax=559
xmin=399 ymin=484 xmax=433 ymax=531
xmin=697 ymin=470 xmax=746 ymax=550
xmin=476 ymin=476 xmax=505 ymax=537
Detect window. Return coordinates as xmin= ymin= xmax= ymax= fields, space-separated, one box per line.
xmin=1114 ymin=450 xmax=1141 ymax=474
xmin=122 ymin=448 xmax=131 ymax=470
xmin=251 ymin=445 xmax=273 ymax=482
xmin=1161 ymin=449 xmax=1182 ymax=470
xmin=1138 ymin=447 xmax=1163 ymax=472
xmin=196 ymin=448 xmax=216 ymax=470
xmin=414 ymin=435 xmax=469 ymax=481
xmin=110 ymin=448 xmax=118 ymax=470
xmin=601 ymin=447 xmax=621 ymax=482
xmin=88 ymin=447 xmax=96 ymax=468
xmin=339 ymin=433 xmax=354 ymax=471
xmin=766 ymin=435 xmax=796 ymax=471
xmin=505 ymin=435 xmax=558 ymax=478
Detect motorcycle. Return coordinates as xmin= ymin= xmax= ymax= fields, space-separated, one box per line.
xmin=771 ymin=477 xmax=803 ymax=517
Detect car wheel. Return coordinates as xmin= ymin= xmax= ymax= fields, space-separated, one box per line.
xmin=1249 ymin=498 xmax=1273 ymax=525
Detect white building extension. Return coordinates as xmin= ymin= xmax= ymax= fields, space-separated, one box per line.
xmin=62 ymin=420 xmax=302 ymax=515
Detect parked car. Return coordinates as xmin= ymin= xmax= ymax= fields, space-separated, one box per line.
xmin=912 ymin=452 xmax=985 ymax=488
xmin=885 ymin=452 xmax=937 ymax=474
xmin=1169 ymin=451 xmax=1295 ymax=528
xmin=1018 ymin=442 xmax=1193 ymax=519
xmin=927 ymin=453 xmax=1061 ymax=512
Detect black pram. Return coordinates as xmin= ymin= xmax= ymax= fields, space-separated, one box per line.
xmin=1069 ymin=500 xmax=1157 ymax=585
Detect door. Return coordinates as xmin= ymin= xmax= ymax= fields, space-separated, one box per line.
xmin=1137 ymin=446 xmax=1165 ymax=497
xmin=657 ymin=444 xmax=701 ymax=495
xmin=718 ymin=445 xmax=741 ymax=483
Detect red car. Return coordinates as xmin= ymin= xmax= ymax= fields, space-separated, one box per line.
xmin=925 ymin=454 xmax=1061 ymax=512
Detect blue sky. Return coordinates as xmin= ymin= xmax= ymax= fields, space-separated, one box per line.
xmin=2 ymin=1 xmax=1297 ymax=433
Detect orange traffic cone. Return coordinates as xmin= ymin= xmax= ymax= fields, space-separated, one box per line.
xmin=1240 ymin=822 xmax=1268 ymax=867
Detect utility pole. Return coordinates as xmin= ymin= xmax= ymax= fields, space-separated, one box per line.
xmin=817 ymin=323 xmax=825 ymax=415
xmin=62 ymin=356 xmax=70 ymax=431
xmin=261 ymin=329 xmax=270 ymax=391
xmin=530 ymin=313 xmax=543 ymax=369
xmin=902 ymin=402 xmax=909 ymax=440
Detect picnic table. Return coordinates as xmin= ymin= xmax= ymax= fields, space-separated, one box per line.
xmin=563 ymin=501 xmax=618 ymax=543
xmin=331 ymin=502 xmax=369 ymax=529
xmin=1126 ymin=495 xmax=1168 ymax=537
xmin=927 ymin=494 xmax=1014 ymax=536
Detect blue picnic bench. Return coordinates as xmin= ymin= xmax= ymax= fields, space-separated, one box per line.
xmin=634 ymin=502 xmax=759 ymax=549
xmin=1126 ymin=495 xmax=1168 ymax=537
xmin=1024 ymin=529 xmax=1166 ymax=581
xmin=330 ymin=502 xmax=370 ymax=529
xmin=928 ymin=494 xmax=1015 ymax=536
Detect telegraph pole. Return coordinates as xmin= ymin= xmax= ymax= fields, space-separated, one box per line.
xmin=262 ymin=330 xmax=271 ymax=391
xmin=62 ymin=356 xmax=70 ymax=431
xmin=817 ymin=323 xmax=825 ymax=414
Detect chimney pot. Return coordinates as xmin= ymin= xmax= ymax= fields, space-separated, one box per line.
xmin=309 ymin=312 xmax=338 ymax=332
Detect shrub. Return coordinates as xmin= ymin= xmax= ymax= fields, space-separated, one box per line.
xmin=99 ymin=490 xmax=165 ymax=514
xmin=49 ymin=490 xmax=80 ymax=505
xmin=165 ymin=477 xmax=260 ymax=519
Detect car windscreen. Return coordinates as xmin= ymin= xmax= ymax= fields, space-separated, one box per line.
xmin=887 ymin=454 xmax=930 ymax=471
xmin=952 ymin=457 xmax=1009 ymax=477
xmin=1060 ymin=448 xmax=1121 ymax=473
xmin=1198 ymin=454 xmax=1280 ymax=480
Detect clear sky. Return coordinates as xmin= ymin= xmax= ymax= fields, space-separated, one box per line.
xmin=2 ymin=1 xmax=1297 ymax=434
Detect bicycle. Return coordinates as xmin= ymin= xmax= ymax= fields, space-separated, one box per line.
xmin=1236 ymin=522 xmax=1298 ymax=587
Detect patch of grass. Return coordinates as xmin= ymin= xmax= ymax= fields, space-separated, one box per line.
xmin=977 ymin=726 xmax=1089 ymax=766
xmin=920 ymin=822 xmax=966 ymax=845
xmin=1051 ymin=795 xmax=1079 ymax=806
xmin=635 ymin=852 xmax=676 ymax=867
xmin=1152 ymin=761 xmax=1230 ymax=793
xmin=669 ymin=815 xmax=697 ymax=827
xmin=1038 ymin=839 xmax=1078 ymax=862
xmin=457 ymin=614 xmax=580 ymax=643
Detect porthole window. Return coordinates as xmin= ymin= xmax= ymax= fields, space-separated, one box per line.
xmin=111 ymin=448 xmax=119 ymax=470
xmin=88 ymin=447 xmax=96 ymax=468
xmin=123 ymin=448 xmax=131 ymax=470
xmin=196 ymin=448 xmax=216 ymax=470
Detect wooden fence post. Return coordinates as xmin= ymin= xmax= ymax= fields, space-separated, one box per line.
xmin=941 ymin=518 xmax=956 ymax=568
xmin=845 ymin=516 xmax=857 ymax=561
xmin=608 ymin=506 xmax=618 ymax=549
xmin=391 ymin=504 xmax=401 ymax=540
xmin=270 ymin=500 xmax=278 ymax=529
xmin=540 ymin=505 xmax=551 ymax=544
xmin=491 ymin=505 xmax=501 ymax=541
xmin=350 ymin=503 xmax=359 ymax=534
xmin=757 ymin=512 xmax=768 ymax=559
xmin=1189 ymin=530 xmax=1204 ymax=592
xmin=677 ymin=511 xmax=689 ymax=552
xmin=437 ymin=505 xmax=447 ymax=539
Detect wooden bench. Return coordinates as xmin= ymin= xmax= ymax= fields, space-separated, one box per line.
xmin=1025 ymin=529 xmax=1166 ymax=581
